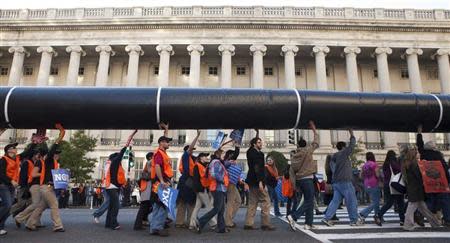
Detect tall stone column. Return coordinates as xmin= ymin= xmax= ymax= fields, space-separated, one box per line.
xmin=66 ymin=45 xmax=86 ymax=86
xmin=374 ymin=47 xmax=397 ymax=150
xmin=8 ymin=46 xmax=29 ymax=86
xmin=95 ymin=45 xmax=115 ymax=87
xmin=281 ymin=45 xmax=299 ymax=89
xmin=250 ymin=44 xmax=267 ymax=89
xmin=404 ymin=48 xmax=424 ymax=93
xmin=218 ymin=44 xmax=235 ymax=88
xmin=125 ymin=45 xmax=144 ymax=87
xmin=156 ymin=44 xmax=174 ymax=87
xmin=312 ymin=46 xmax=332 ymax=149
xmin=36 ymin=46 xmax=57 ymax=86
xmin=434 ymin=48 xmax=450 ymax=145
xmin=343 ymin=46 xmax=365 ymax=146
xmin=187 ymin=44 xmax=204 ymax=88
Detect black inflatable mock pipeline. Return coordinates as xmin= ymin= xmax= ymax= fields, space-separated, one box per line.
xmin=0 ymin=87 xmax=448 ymax=132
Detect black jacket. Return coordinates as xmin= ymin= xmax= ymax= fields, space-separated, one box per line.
xmin=110 ymin=147 xmax=127 ymax=188
xmin=416 ymin=134 xmax=450 ymax=183
xmin=245 ymin=146 xmax=265 ymax=187
xmin=0 ymin=143 xmax=36 ymax=186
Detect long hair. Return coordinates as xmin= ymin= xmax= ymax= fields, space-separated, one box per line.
xmin=383 ymin=150 xmax=397 ymax=168
xmin=366 ymin=152 xmax=376 ymax=162
xmin=402 ymin=147 xmax=418 ymax=170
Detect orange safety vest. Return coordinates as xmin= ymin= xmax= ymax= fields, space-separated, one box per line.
xmin=209 ymin=160 xmax=229 ymax=192
xmin=178 ymin=155 xmax=195 ymax=177
xmin=151 ymin=148 xmax=173 ymax=192
xmin=3 ymin=155 xmax=20 ymax=183
xmin=139 ymin=161 xmax=151 ymax=192
xmin=40 ymin=159 xmax=59 ymax=185
xmin=26 ymin=160 xmax=35 ymax=184
xmin=103 ymin=159 xmax=126 ymax=188
xmin=282 ymin=177 xmax=294 ymax=198
xmin=196 ymin=162 xmax=210 ymax=188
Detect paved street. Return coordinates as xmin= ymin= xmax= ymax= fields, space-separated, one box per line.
xmin=3 ymin=206 xmax=450 ymax=243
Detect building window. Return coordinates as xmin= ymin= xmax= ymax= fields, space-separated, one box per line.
xmin=427 ymin=69 xmax=439 ymax=80
xmin=401 ymin=69 xmax=409 ymax=79
xmin=50 ymin=66 xmax=59 ymax=76
xmin=264 ymin=67 xmax=273 ymax=76
xmin=181 ymin=66 xmax=190 ymax=75
xmin=78 ymin=67 xmax=85 ymax=76
xmin=236 ymin=66 xmax=246 ymax=75
xmin=295 ymin=67 xmax=303 ymax=76
xmin=154 ymin=66 xmax=159 ymax=75
xmin=373 ymin=69 xmax=378 ymax=78
xmin=208 ymin=66 xmax=218 ymax=75
xmin=265 ymin=130 xmax=275 ymax=143
xmin=0 ymin=67 xmax=8 ymax=76
xmin=24 ymin=66 xmax=33 ymax=76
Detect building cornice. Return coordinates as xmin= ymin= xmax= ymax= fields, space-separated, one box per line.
xmin=0 ymin=6 xmax=450 ymax=32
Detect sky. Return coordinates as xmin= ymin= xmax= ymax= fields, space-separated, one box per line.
xmin=1 ymin=0 xmax=450 ymax=10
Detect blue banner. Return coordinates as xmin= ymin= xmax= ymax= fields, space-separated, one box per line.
xmin=157 ymin=186 xmax=179 ymax=220
xmin=212 ymin=131 xmax=226 ymax=150
xmin=51 ymin=169 xmax=70 ymax=190
xmin=230 ymin=129 xmax=245 ymax=145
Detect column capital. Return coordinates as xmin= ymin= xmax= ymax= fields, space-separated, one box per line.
xmin=374 ymin=47 xmax=392 ymax=55
xmin=37 ymin=46 xmax=58 ymax=57
xmin=8 ymin=46 xmax=30 ymax=57
xmin=250 ymin=44 xmax=267 ymax=56
xmin=218 ymin=44 xmax=235 ymax=56
xmin=281 ymin=45 xmax=299 ymax=56
xmin=156 ymin=44 xmax=174 ymax=56
xmin=432 ymin=48 xmax=450 ymax=60
xmin=95 ymin=45 xmax=116 ymax=56
xmin=66 ymin=45 xmax=86 ymax=56
xmin=125 ymin=45 xmax=144 ymax=56
xmin=343 ymin=46 xmax=361 ymax=55
xmin=312 ymin=45 xmax=330 ymax=56
xmin=405 ymin=48 xmax=423 ymax=56
xmin=187 ymin=44 xmax=204 ymax=56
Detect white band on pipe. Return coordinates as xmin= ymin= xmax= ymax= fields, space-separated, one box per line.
xmin=4 ymin=86 xmax=17 ymax=128
xmin=156 ymin=87 xmax=162 ymax=124
xmin=430 ymin=94 xmax=443 ymax=132
xmin=292 ymin=89 xmax=302 ymax=129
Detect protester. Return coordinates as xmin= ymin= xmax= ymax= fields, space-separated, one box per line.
xmin=378 ymin=150 xmax=405 ymax=226
xmin=175 ymin=131 xmax=200 ymax=228
xmin=189 ymin=152 xmax=216 ymax=230
xmin=287 ymin=121 xmax=319 ymax=230
xmin=417 ymin=126 xmax=450 ymax=227
xmin=358 ymin=152 xmax=382 ymax=226
xmin=322 ymin=128 xmax=362 ymax=227
xmin=195 ymin=149 xmax=228 ymax=234
xmin=134 ymin=152 xmax=153 ymax=230
xmin=265 ymin=156 xmax=281 ymax=217
xmin=244 ymin=129 xmax=276 ymax=231
xmin=10 ymin=148 xmax=35 ymax=217
xmin=149 ymin=123 xmax=173 ymax=237
xmin=93 ymin=161 xmax=111 ymax=223
xmin=224 ymin=142 xmax=242 ymax=228
xmin=402 ymin=147 xmax=441 ymax=231
xmin=282 ymin=163 xmax=297 ymax=218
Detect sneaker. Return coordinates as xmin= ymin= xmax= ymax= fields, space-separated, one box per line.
xmin=331 ymin=215 xmax=340 ymax=222
xmin=400 ymin=221 xmax=404 ymax=226
xmin=151 ymin=229 xmax=169 ymax=237
xmin=53 ymin=227 xmax=65 ymax=232
xmin=175 ymin=224 xmax=185 ymax=228
xmin=0 ymin=230 xmax=7 ymax=236
xmin=93 ymin=217 xmax=100 ymax=224
xmin=358 ymin=214 xmax=366 ymax=225
xmin=286 ymin=215 xmax=297 ymax=231
xmin=25 ymin=226 xmax=37 ymax=231
xmin=194 ymin=224 xmax=201 ymax=234
xmin=350 ymin=219 xmax=364 ymax=227
xmin=275 ymin=213 xmax=283 ymax=217
xmin=113 ymin=225 xmax=121 ymax=230
xmin=15 ymin=219 xmax=21 ymax=228
xmin=374 ymin=215 xmax=382 ymax=226
xmin=243 ymin=225 xmax=258 ymax=230
xmin=304 ymin=224 xmax=317 ymax=230
xmin=322 ymin=218 xmax=334 ymax=227
xmin=315 ymin=210 xmax=324 ymax=215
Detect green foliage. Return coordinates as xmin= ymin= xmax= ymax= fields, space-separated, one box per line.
xmin=350 ymin=139 xmax=365 ymax=169
xmin=267 ymin=151 xmax=289 ymax=174
xmin=59 ymin=131 xmax=98 ymax=183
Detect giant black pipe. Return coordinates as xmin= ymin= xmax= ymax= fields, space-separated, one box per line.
xmin=0 ymin=86 xmax=448 ymax=132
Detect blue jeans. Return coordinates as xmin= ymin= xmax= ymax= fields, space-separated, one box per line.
xmin=150 ymin=202 xmax=168 ymax=233
xmin=93 ymin=189 xmax=110 ymax=218
xmin=324 ymin=182 xmax=358 ymax=223
xmin=291 ymin=179 xmax=315 ymax=225
xmin=267 ymin=186 xmax=280 ymax=215
xmin=359 ymin=187 xmax=381 ymax=218
xmin=0 ymin=185 xmax=13 ymax=230
xmin=198 ymin=191 xmax=226 ymax=232
xmin=105 ymin=188 xmax=120 ymax=229
xmin=287 ymin=191 xmax=300 ymax=216
xmin=426 ymin=192 xmax=450 ymax=223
